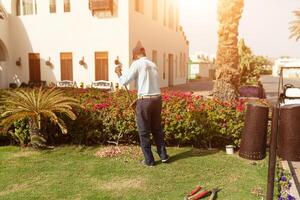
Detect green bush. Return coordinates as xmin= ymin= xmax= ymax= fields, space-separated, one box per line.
xmin=9 ymin=119 xmax=30 ymax=147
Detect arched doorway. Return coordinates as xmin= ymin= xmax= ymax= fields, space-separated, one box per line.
xmin=0 ymin=39 xmax=9 ymax=88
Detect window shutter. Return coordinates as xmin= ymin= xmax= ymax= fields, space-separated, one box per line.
xmin=95 ymin=52 xmax=109 ymax=81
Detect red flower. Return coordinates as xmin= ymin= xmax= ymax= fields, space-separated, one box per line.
xmin=94 ymin=103 xmax=110 ymax=110
xmin=236 ymin=102 xmax=245 ymax=112
xmin=176 ymin=115 xmax=182 ymax=120
xmin=162 ymin=95 xmax=171 ymax=102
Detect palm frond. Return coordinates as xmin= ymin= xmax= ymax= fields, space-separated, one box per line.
xmin=1 ymin=88 xmax=80 ymax=138
xmin=290 ymin=10 xmax=300 ymax=41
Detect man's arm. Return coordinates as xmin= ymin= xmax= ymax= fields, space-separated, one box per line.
xmin=118 ymin=62 xmax=138 ymax=86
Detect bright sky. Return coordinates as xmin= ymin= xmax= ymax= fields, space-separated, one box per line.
xmin=179 ymin=0 xmax=300 ymax=59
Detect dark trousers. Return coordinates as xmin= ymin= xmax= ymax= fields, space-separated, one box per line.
xmin=136 ymin=97 xmax=168 ymax=165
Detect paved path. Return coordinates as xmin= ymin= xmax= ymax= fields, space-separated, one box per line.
xmin=162 ymin=78 xmax=214 ymax=96
xmin=163 ymin=75 xmax=300 ymax=99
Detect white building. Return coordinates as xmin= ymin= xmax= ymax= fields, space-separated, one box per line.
xmin=0 ymin=0 xmax=189 ymax=89
xmin=189 ymin=51 xmax=215 ymax=80
xmin=273 ymin=58 xmax=300 ymax=78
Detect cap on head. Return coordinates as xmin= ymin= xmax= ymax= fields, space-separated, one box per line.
xmin=133 ymin=41 xmax=146 ymax=59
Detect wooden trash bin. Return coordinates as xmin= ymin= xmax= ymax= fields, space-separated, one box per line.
xmin=239 ymin=103 xmax=269 ymax=160
xmin=278 ymin=105 xmax=300 ymax=161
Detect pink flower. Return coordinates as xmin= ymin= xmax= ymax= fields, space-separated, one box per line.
xmin=94 ymin=103 xmax=110 ymax=110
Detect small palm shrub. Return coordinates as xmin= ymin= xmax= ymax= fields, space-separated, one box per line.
xmin=0 ymin=88 xmax=80 ymax=148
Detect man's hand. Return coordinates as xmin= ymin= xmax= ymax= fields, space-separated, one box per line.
xmin=115 ymin=66 xmax=122 ymax=77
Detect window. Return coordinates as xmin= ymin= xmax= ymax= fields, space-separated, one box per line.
xmin=50 ymin=0 xmax=56 ymax=13
xmin=180 ymin=53 xmax=182 ymax=77
xmin=28 ymin=53 xmax=41 ymax=81
xmin=183 ymin=53 xmax=186 ymax=78
xmin=95 ymin=52 xmax=109 ymax=81
xmin=169 ymin=5 xmax=174 ymax=29
xmin=135 ymin=0 xmax=143 ymax=13
xmin=16 ymin=0 xmax=37 ymax=16
xmin=163 ymin=0 xmax=166 ymax=26
xmin=175 ymin=55 xmax=178 ymax=78
xmin=89 ymin=0 xmax=114 ymax=17
xmin=152 ymin=50 xmax=157 ymax=65
xmin=175 ymin=8 xmax=179 ymax=31
xmin=152 ymin=0 xmax=157 ymax=20
xmin=64 ymin=0 xmax=70 ymax=12
xmin=60 ymin=52 xmax=73 ymax=81
xmin=163 ymin=53 xmax=166 ymax=80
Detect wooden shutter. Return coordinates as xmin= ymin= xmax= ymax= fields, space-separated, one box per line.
xmin=50 ymin=0 xmax=56 ymax=13
xmin=135 ymin=0 xmax=139 ymax=12
xmin=89 ymin=0 xmax=113 ymax=16
xmin=28 ymin=53 xmax=41 ymax=81
xmin=95 ymin=52 xmax=108 ymax=81
xmin=64 ymin=0 xmax=70 ymax=12
xmin=60 ymin=52 xmax=73 ymax=81
xmin=152 ymin=50 xmax=157 ymax=65
xmin=152 ymin=0 xmax=157 ymax=20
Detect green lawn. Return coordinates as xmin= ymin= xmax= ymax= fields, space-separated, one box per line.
xmin=0 ymin=146 xmax=268 ymax=200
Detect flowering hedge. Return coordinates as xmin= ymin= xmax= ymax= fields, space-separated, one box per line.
xmin=1 ymin=88 xmax=268 ymax=148
xmin=57 ymin=89 xmax=251 ymax=147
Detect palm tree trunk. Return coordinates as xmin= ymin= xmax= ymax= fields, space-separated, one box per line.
xmin=213 ymin=0 xmax=244 ymax=101
xmin=28 ymin=118 xmax=46 ymax=148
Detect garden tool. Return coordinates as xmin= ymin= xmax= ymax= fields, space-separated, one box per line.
xmin=188 ymin=189 xmax=210 ymax=200
xmin=184 ymin=185 xmax=202 ymax=200
xmin=185 ymin=187 xmax=221 ymax=200
xmin=114 ymin=58 xmax=137 ymax=110
xmin=208 ymin=188 xmax=221 ymax=200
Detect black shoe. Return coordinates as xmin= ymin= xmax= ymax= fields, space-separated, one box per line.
xmin=161 ymin=156 xmax=170 ymax=163
xmin=141 ymin=160 xmax=154 ymax=167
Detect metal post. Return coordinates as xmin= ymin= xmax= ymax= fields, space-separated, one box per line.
xmin=266 ymin=106 xmax=280 ymax=200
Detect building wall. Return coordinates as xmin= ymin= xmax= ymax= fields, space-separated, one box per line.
xmin=1 ymin=0 xmax=189 ymax=88
xmin=7 ymin=0 xmax=130 ymax=87
xmin=0 ymin=0 xmax=10 ymax=88
xmin=129 ymin=0 xmax=189 ymax=88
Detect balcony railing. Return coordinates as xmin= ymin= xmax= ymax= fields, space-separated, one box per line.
xmin=89 ymin=0 xmax=113 ymax=16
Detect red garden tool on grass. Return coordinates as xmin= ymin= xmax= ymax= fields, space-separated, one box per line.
xmin=184 ymin=186 xmax=221 ymax=200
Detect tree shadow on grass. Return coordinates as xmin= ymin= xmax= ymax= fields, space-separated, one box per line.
xmin=165 ymin=148 xmax=220 ymax=164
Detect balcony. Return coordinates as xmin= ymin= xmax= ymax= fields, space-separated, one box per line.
xmin=89 ymin=0 xmax=114 ymax=16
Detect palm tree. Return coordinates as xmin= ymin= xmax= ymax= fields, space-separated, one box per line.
xmin=213 ymin=0 xmax=244 ymax=101
xmin=0 ymin=88 xmax=80 ymax=148
xmin=290 ymin=10 xmax=300 ymax=41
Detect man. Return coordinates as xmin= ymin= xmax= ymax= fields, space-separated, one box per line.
xmin=115 ymin=42 xmax=169 ymax=167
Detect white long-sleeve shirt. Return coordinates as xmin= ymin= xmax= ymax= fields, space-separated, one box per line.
xmin=119 ymin=57 xmax=161 ymax=97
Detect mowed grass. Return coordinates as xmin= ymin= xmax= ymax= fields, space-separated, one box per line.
xmin=0 ymin=146 xmax=268 ymax=200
